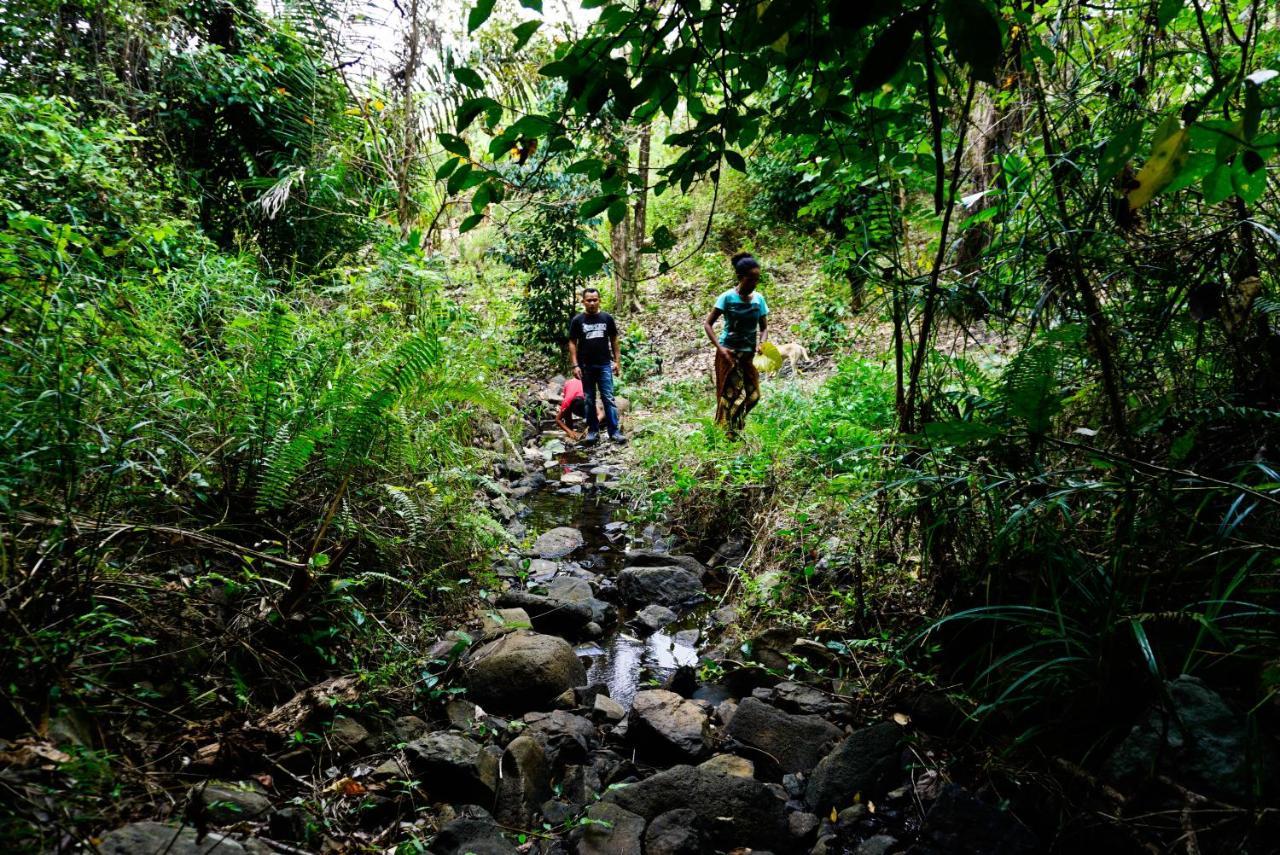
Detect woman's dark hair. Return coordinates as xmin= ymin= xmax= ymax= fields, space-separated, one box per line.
xmin=569 ymin=398 xmax=587 ymax=420
xmin=731 ymin=252 xmax=759 ymax=276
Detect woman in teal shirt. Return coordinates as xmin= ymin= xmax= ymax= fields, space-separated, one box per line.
xmin=703 ymin=253 xmax=768 ymax=439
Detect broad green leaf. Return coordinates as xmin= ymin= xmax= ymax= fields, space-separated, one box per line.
xmin=579 ymin=194 xmax=619 ymax=219
xmin=447 ymin=161 xmax=474 ymax=196
xmin=1098 ymin=121 xmax=1144 ymax=181
xmin=607 ymin=200 xmax=627 ymax=226
xmin=452 ymin=67 xmax=485 ymax=90
xmin=1163 ymin=151 xmax=1214 ymax=194
xmin=1202 ymin=163 xmax=1233 ymax=204
xmin=1232 ymin=161 xmax=1267 ymax=204
xmin=724 ymin=150 xmax=747 ymax=172
xmin=437 ymin=133 xmax=470 ymax=158
xmin=519 ymin=0 xmax=542 ymax=10
xmin=941 ymin=0 xmax=1003 ymax=84
xmin=468 ymin=0 xmax=497 ymax=33
xmin=435 ymin=157 xmax=461 ymax=181
xmin=651 ymin=225 xmax=676 ymax=250
xmin=459 ymin=213 xmax=484 ymax=233
xmin=456 ymin=97 xmax=499 ymax=132
xmin=1126 ymin=124 xmax=1188 ymax=210
xmin=512 ymin=20 xmax=541 ymax=51
xmin=1156 ymin=0 xmax=1183 ymax=27
xmin=571 ymin=246 xmax=607 ymax=276
xmin=854 ymin=12 xmax=922 ymax=93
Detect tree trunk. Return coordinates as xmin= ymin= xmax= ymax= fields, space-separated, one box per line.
xmin=625 ymin=124 xmax=651 ymax=312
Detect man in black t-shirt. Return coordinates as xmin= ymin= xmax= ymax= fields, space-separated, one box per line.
xmin=567 ymin=288 xmax=625 ymax=444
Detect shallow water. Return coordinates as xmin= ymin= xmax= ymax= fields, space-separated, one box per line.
xmin=524 ymin=425 xmax=707 ymax=709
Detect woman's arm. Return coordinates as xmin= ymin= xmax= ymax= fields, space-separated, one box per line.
xmin=757 ymin=316 xmax=768 ymax=353
xmin=704 ymin=308 xmax=731 ymax=357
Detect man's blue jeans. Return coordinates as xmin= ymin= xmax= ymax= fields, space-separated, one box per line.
xmin=581 ymin=364 xmax=620 ymax=436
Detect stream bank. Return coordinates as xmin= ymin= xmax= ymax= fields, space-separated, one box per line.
xmin=88 ymin=407 xmax=1044 ymax=855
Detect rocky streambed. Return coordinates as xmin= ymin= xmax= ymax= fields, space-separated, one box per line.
xmin=92 ymin=424 xmax=1043 ymax=855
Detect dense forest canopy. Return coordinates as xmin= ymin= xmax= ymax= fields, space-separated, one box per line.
xmin=1 ymin=0 xmax=1277 ymax=853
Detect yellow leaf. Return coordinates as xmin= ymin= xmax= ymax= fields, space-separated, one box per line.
xmin=830 ymin=807 xmax=838 ymax=822
xmin=371 ymin=99 xmax=386 ymax=111
xmin=345 ymin=107 xmax=362 ymax=115
xmin=1125 ymin=126 xmax=1189 ymax=211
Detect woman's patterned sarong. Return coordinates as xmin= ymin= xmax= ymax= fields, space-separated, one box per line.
xmin=714 ymin=349 xmax=760 ymax=438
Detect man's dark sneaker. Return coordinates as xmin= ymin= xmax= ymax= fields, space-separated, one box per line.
xmin=583 ymin=432 xmax=599 ymax=445
xmin=609 ymin=432 xmax=628 ymax=444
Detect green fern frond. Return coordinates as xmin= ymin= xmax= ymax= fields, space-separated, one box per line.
xmin=257 ymin=424 xmax=324 ymax=510
xmin=383 ymin=484 xmax=428 ymax=545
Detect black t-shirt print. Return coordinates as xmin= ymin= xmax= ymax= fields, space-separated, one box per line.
xmin=568 ymin=311 xmax=617 ymax=366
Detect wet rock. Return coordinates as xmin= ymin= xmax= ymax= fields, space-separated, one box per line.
xmin=495 ymin=735 xmax=551 ymax=827
xmin=715 ymin=699 xmax=738 ymax=727
xmin=673 ymin=629 xmax=700 ymax=647
xmin=543 ymin=576 xmax=593 ymax=601
xmin=592 ymin=694 xmax=626 ymax=723
xmin=710 ymin=605 xmax=738 ymax=627
xmin=390 ymin=714 xmax=430 ymax=744
xmin=327 ymin=715 xmax=369 ymax=755
xmin=573 ymin=803 xmax=645 ymax=855
xmin=522 ymin=710 xmax=596 ymax=767
xmin=632 ymin=603 xmax=678 ymax=634
xmin=370 ymin=755 xmax=410 ymax=781
xmin=524 ymin=558 xmax=559 ymax=582
xmin=773 ymin=681 xmax=844 ymax=717
xmin=644 ymin=808 xmax=702 ymax=855
xmin=195 ymin=781 xmax=272 ymax=824
xmin=624 ymin=550 xmax=709 ymax=578
xmin=836 ymin=803 xmax=868 ymax=828
xmin=708 ymin=534 xmax=748 ymax=567
xmin=699 ymin=754 xmax=755 ymax=778
xmin=692 ymin=683 xmax=732 ymax=705
xmin=629 ymin=689 xmax=711 ymax=762
xmin=494 ymin=591 xmax=596 ymax=637
xmin=556 ymin=485 xmax=583 ymax=496
xmin=404 ymin=732 xmax=498 ymax=804
xmin=723 ymin=664 xmax=782 ymax=698
xmin=445 ymin=699 xmax=481 ymax=731
xmin=805 ymin=722 xmax=902 ymax=814
xmin=726 ymin=698 xmax=843 ymax=779
xmin=464 ymin=631 xmax=587 ymax=714
xmin=915 ymin=784 xmax=1039 ymax=855
xmin=616 ymin=565 xmax=705 ymax=609
xmin=1106 ymin=674 xmax=1261 ymax=801
xmin=431 ymin=805 xmax=518 ymax=855
xmin=604 ymin=764 xmax=791 ymax=851
xmin=479 ymin=607 xmax=532 ymax=639
xmin=789 ymin=811 xmax=821 ymax=844
xmin=812 ymin=834 xmax=840 ymax=855
xmin=532 ymin=526 xmax=584 ymax=559
xmin=856 ymin=835 xmax=899 ymax=855
xmin=662 ymin=664 xmax=698 ymax=698
xmin=97 ymin=822 xmax=252 ymax=854
xmin=748 ymin=627 xmax=798 ymax=671
xmin=541 ymin=798 xmax=578 ymax=826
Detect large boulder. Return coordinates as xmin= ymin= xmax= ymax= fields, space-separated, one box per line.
xmin=805 ymin=722 xmax=902 ymax=814
xmin=404 ymin=732 xmax=499 ymax=805
xmin=97 ymin=822 xmax=250 ymax=855
xmin=724 ymin=697 xmax=843 ymax=779
xmin=629 ymin=689 xmax=711 ymax=762
xmin=914 ymin=785 xmax=1039 ymax=855
xmin=1106 ymin=674 xmax=1266 ymax=801
xmin=464 ymin=631 xmax=587 ymax=714
xmin=532 ymin=527 xmax=584 ymax=559
xmin=616 ymin=566 xmax=705 ymax=609
xmin=604 ymin=764 xmax=791 ymax=851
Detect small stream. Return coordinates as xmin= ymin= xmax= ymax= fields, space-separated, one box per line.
xmin=522 ymin=428 xmax=710 ymax=709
